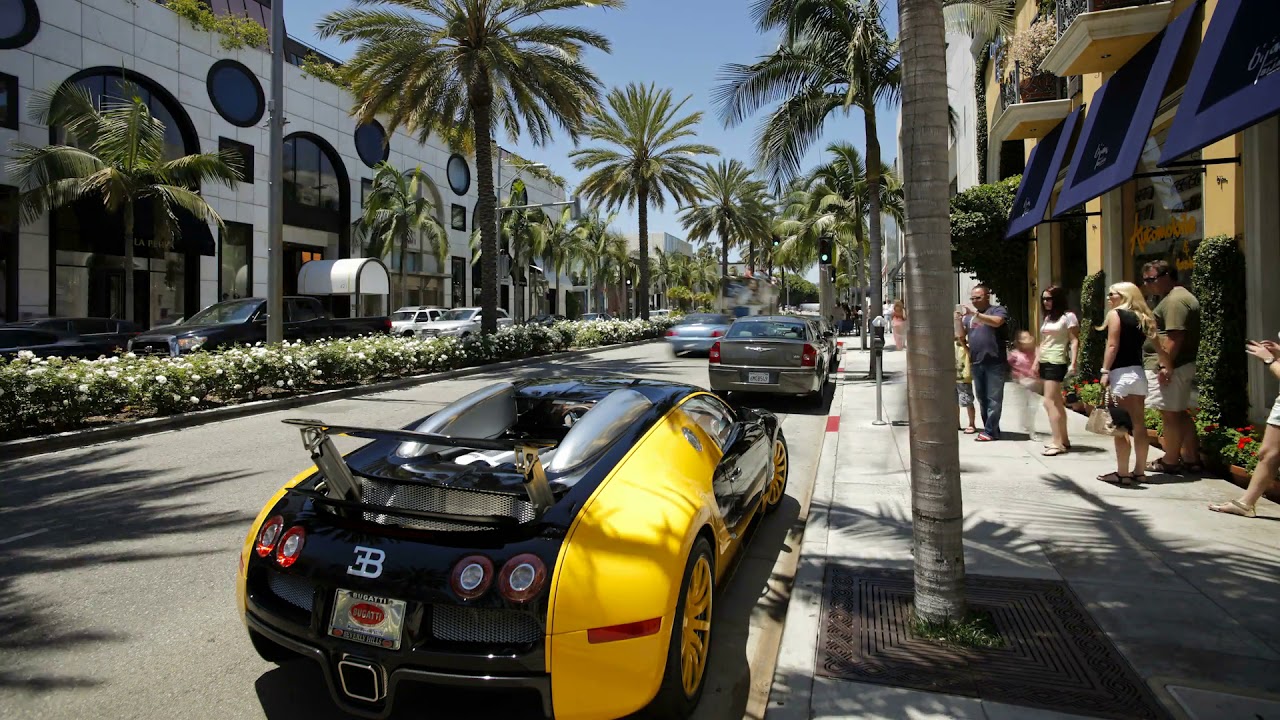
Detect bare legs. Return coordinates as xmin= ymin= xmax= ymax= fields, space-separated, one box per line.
xmin=1043 ymin=379 xmax=1069 ymax=450
xmin=1111 ymin=394 xmax=1150 ymax=480
xmin=1209 ymin=423 xmax=1279 ymax=517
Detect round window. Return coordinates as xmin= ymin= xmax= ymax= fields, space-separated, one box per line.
xmin=206 ymin=60 xmax=265 ymax=127
xmin=0 ymin=0 xmax=40 ymax=49
xmin=447 ymin=154 xmax=471 ymax=196
xmin=354 ymin=121 xmax=389 ymax=168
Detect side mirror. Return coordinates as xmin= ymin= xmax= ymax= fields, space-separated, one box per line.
xmin=822 ymin=330 xmax=834 ymax=339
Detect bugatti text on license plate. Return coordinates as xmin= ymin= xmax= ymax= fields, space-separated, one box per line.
xmin=329 ymin=589 xmax=407 ymax=650
xmin=748 ymin=372 xmax=771 ymax=384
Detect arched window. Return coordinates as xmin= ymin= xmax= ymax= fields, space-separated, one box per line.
xmin=58 ymin=69 xmax=198 ymax=160
xmin=283 ymin=133 xmax=347 ymax=232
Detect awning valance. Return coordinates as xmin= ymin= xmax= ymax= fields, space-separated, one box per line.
xmin=297 ymin=258 xmax=390 ymax=296
xmin=1005 ymin=107 xmax=1084 ymax=240
xmin=1052 ymin=5 xmax=1196 ymax=218
xmin=1160 ymin=0 xmax=1280 ymax=164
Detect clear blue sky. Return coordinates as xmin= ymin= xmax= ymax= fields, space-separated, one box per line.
xmin=286 ymin=0 xmax=900 ymax=262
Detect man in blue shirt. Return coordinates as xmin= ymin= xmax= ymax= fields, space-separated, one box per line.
xmin=958 ymin=285 xmax=1009 ymax=441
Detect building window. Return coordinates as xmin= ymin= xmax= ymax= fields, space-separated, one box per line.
xmin=447 ymin=154 xmax=471 ymax=195
xmin=0 ymin=73 xmax=17 ymax=130
xmin=0 ymin=0 xmax=40 ymax=50
xmin=388 ymin=251 xmax=422 ymax=273
xmin=218 ymin=137 xmax=254 ymax=183
xmin=220 ymin=222 xmax=253 ymax=301
xmin=451 ymin=256 xmax=466 ymax=308
xmin=354 ymin=121 xmax=389 ymax=168
xmin=361 ymin=178 xmax=373 ymax=208
xmin=451 ymin=204 xmax=467 ymax=231
xmin=282 ymin=134 xmax=345 ymax=232
xmin=206 ymin=60 xmax=265 ymax=128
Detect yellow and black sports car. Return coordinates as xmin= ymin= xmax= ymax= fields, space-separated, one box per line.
xmin=236 ymin=377 xmax=789 ymax=719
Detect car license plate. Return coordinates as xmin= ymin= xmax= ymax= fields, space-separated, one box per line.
xmin=748 ymin=372 xmax=771 ymax=384
xmin=329 ymin=589 xmax=407 ymax=650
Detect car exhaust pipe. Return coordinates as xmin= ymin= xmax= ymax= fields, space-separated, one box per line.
xmin=337 ymin=657 xmax=386 ymax=703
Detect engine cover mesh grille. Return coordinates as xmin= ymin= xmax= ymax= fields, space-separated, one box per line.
xmin=432 ymin=605 xmax=542 ymax=645
xmin=267 ymin=572 xmax=314 ymax=612
xmin=359 ymin=478 xmax=535 ymax=531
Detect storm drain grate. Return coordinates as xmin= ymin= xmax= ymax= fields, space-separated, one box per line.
xmin=817 ymin=566 xmax=1169 ymax=720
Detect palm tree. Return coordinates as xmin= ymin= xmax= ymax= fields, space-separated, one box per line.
xmin=9 ymin=83 xmax=239 ymax=325
xmin=943 ymin=0 xmax=1016 ymax=52
xmin=901 ymin=0 xmax=967 ymax=624
xmin=716 ymin=0 xmax=899 ymax=337
xmin=571 ymin=83 xmax=718 ymax=321
xmin=571 ymin=209 xmax=626 ymax=314
xmin=679 ymin=159 xmax=771 ymax=284
xmin=354 ymin=163 xmax=447 ymax=307
xmin=690 ymin=247 xmax=721 ymax=294
xmin=318 ymin=0 xmax=619 ymax=334
xmin=469 ymin=183 xmax=547 ymax=320
xmin=537 ymin=206 xmax=578 ymax=316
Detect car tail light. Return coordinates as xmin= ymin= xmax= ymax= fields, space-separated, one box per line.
xmin=498 ymin=554 xmax=547 ymax=603
xmin=255 ymin=516 xmax=284 ymax=558
xmin=450 ymin=555 xmax=494 ymax=600
xmin=587 ymin=617 xmax=663 ymax=644
xmin=665 ymin=329 xmax=676 ymax=337
xmin=710 ymin=329 xmax=725 ymax=337
xmin=801 ymin=343 xmax=818 ymax=367
xmin=275 ymin=526 xmax=306 ymax=568
xmin=383 ymin=318 xmax=393 ymax=331
xmin=709 ymin=341 xmax=721 ymax=364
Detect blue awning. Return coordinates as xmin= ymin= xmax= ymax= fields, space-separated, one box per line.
xmin=1051 ymin=5 xmax=1196 ymax=218
xmin=1160 ymin=0 xmax=1280 ymax=164
xmin=1005 ymin=106 xmax=1084 ymax=240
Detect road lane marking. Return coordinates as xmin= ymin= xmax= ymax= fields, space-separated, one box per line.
xmin=826 ymin=415 xmax=840 ymax=432
xmin=0 ymin=529 xmax=49 ymax=545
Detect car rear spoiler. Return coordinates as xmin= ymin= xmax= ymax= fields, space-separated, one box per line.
xmin=281 ymin=419 xmax=556 ymax=518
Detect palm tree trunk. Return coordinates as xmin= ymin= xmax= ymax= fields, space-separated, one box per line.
xmin=473 ymin=97 xmax=498 ymax=335
xmin=899 ymin=0 xmax=966 ymax=625
xmin=865 ymin=102 xmax=886 ymax=337
xmin=719 ymin=219 xmax=729 ymax=284
xmin=123 ymin=202 xmax=136 ymax=325
xmin=399 ymin=235 xmax=409 ymax=308
xmin=637 ymin=187 xmax=651 ymax=321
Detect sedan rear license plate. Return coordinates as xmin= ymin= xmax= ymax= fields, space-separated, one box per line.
xmin=747 ymin=372 xmax=771 ymax=384
xmin=329 ymin=589 xmax=407 ymax=650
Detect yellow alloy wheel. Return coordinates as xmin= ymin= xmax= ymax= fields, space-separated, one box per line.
xmin=680 ymin=554 xmax=713 ymax=697
xmin=765 ymin=439 xmax=788 ymax=507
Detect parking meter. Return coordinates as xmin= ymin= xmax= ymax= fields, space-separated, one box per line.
xmin=869 ymin=316 xmax=887 ymax=424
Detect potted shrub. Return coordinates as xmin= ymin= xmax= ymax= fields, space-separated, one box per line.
xmin=1001 ymin=19 xmax=1060 ymax=101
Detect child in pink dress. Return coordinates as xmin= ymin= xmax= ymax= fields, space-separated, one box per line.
xmin=1008 ymin=330 xmax=1042 ymax=441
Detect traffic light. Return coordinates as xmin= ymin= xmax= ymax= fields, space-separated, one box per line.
xmin=818 ymin=236 xmax=832 ymax=265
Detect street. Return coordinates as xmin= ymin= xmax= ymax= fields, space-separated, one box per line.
xmin=0 ymin=342 xmax=832 ymax=720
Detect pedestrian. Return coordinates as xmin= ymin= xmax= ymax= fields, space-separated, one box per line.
xmin=1009 ymin=329 xmax=1042 ymax=441
xmin=957 ymin=285 xmax=1009 ymax=442
xmin=891 ymin=299 xmax=907 ymax=350
xmin=1096 ymin=282 xmax=1159 ymax=486
xmin=956 ymin=332 xmax=977 ymax=435
xmin=1141 ymin=260 xmax=1205 ymax=474
xmin=882 ymin=299 xmax=893 ymax=334
xmin=1209 ymin=336 xmax=1280 ymax=517
xmin=1037 ymin=285 xmax=1079 ymax=456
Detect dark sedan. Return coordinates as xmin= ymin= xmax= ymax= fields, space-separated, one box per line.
xmin=0 ymin=327 xmax=126 ymax=360
xmin=708 ymin=316 xmax=833 ymax=404
xmin=6 ymin=317 xmax=141 ymax=353
xmin=525 ymin=313 xmax=567 ymax=327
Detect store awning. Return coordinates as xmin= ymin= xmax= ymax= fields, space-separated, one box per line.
xmin=1051 ymin=5 xmax=1195 ymax=218
xmin=1005 ymin=106 xmax=1084 ymax=240
xmin=297 ymin=258 xmax=390 ymax=296
xmin=1159 ymin=0 xmax=1280 ymax=165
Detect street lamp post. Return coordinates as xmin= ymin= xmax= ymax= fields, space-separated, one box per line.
xmin=265 ymin=0 xmax=285 ymax=343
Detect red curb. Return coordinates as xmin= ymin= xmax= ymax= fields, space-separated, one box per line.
xmin=826 ymin=415 xmax=840 ymax=433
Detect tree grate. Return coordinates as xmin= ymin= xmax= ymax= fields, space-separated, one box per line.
xmin=817 ymin=566 xmax=1170 ymax=719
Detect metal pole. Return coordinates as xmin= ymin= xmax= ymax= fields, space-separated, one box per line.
xmin=266 ymin=0 xmax=285 ymax=343
xmin=871 ymin=317 xmax=886 ymax=424
xmin=873 ymin=346 xmax=886 ymax=425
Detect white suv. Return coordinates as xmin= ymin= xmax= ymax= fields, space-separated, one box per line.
xmin=390 ymin=306 xmax=446 ymax=337
xmin=416 ymin=307 xmax=514 ymax=338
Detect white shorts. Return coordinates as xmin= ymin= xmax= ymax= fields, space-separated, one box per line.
xmin=1110 ymin=366 xmax=1147 ymax=398
xmin=1269 ymin=394 xmax=1280 ymax=428
xmin=1146 ymin=363 xmax=1197 ymax=412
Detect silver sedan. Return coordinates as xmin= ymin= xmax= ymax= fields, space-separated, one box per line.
xmin=707 ymin=316 xmax=832 ymax=404
xmin=664 ymin=313 xmax=733 ymax=356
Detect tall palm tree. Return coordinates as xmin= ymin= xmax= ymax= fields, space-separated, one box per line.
xmin=354 ymin=163 xmax=447 ymax=307
xmin=679 ymin=159 xmax=771 ymax=283
xmin=318 ymin=0 xmax=619 ymax=334
xmin=943 ymin=0 xmax=1016 ymax=52
xmin=900 ymin=0 xmax=967 ymax=624
xmin=717 ymin=0 xmax=899 ymax=335
xmin=691 ymin=247 xmax=721 ymax=294
xmin=571 ymin=209 xmax=626 ymax=314
xmin=469 ymin=183 xmax=546 ymax=320
xmin=571 ymin=83 xmax=718 ymax=321
xmin=537 ymin=206 xmax=578 ymax=315
xmin=9 ymin=83 xmax=239 ymax=325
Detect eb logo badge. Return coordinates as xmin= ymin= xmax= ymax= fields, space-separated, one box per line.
xmin=347 ymin=546 xmax=386 ymax=579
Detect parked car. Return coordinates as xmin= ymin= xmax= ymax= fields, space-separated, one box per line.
xmin=128 ymin=297 xmax=391 ymax=357
xmin=806 ymin=317 xmax=840 ymax=369
xmin=390 ymin=306 xmax=446 ymax=337
xmin=664 ymin=313 xmax=733 ymax=356
xmin=415 ymin=307 xmax=513 ymax=338
xmin=650 ymin=308 xmax=671 ymax=319
xmin=238 ymin=378 xmax=788 ymax=719
xmin=578 ymin=312 xmax=613 ymax=322
xmin=0 ymin=327 xmax=127 ymax=360
xmin=5 ymin=317 xmax=141 ymax=354
xmin=525 ymin=313 xmax=567 ymax=327
xmin=707 ymin=316 xmax=833 ymax=405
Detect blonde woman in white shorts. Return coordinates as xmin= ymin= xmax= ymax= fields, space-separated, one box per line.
xmin=1209 ymin=337 xmax=1280 ymax=518
xmin=1096 ymin=283 xmax=1159 ymax=487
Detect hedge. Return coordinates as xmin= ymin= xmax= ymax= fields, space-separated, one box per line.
xmin=1191 ymin=235 xmax=1248 ymax=429
xmin=0 ymin=318 xmax=673 ymax=441
xmin=1074 ymin=270 xmax=1107 ymax=383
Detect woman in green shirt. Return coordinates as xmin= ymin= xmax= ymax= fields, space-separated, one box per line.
xmin=1035 ymin=286 xmax=1080 ymax=456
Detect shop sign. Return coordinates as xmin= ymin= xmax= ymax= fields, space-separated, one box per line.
xmin=1128 ymin=132 xmax=1204 ymax=277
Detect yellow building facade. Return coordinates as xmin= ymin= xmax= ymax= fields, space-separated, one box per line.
xmin=985 ymin=0 xmax=1280 ymax=419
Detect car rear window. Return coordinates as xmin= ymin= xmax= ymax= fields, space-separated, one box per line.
xmin=679 ymin=314 xmax=730 ymax=325
xmin=726 ymin=321 xmax=807 ymax=340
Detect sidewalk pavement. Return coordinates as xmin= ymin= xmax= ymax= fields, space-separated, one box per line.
xmin=767 ymin=347 xmax=1280 ymax=720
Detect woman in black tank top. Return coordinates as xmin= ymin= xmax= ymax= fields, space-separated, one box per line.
xmin=1097 ymin=283 xmax=1158 ymax=486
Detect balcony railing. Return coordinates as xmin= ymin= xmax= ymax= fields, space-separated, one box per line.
xmin=999 ymin=62 xmax=1067 ymax=113
xmin=1057 ymin=0 xmax=1163 ymax=35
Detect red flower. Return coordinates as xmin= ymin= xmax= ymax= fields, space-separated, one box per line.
xmin=1237 ymin=437 xmax=1254 ymax=450
xmin=1204 ymin=424 xmax=1218 ymax=432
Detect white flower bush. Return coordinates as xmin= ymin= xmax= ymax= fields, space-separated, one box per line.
xmin=0 ymin=318 xmax=674 ymax=439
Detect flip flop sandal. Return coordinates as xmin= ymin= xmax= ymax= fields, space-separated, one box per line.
xmin=976 ymin=433 xmax=995 ymax=442
xmin=1043 ymin=446 xmax=1067 ymax=456
xmin=1130 ymin=473 xmax=1146 ymax=485
xmin=1097 ymin=472 xmax=1135 ymax=486
xmin=963 ymin=427 xmax=978 ymax=435
xmin=1146 ymin=459 xmax=1182 ymax=474
xmin=1208 ymin=499 xmax=1256 ymax=518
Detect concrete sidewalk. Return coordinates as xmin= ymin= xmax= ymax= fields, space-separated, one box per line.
xmin=767 ymin=348 xmax=1280 ymax=720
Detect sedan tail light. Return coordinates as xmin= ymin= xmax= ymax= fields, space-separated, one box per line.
xmin=665 ymin=329 xmax=676 ymax=337
xmin=255 ymin=516 xmax=284 ymax=558
xmin=275 ymin=526 xmax=306 ymax=568
xmin=498 ymin=554 xmax=548 ymax=603
xmin=710 ymin=329 xmax=725 ymax=337
xmin=801 ymin=343 xmax=818 ymax=367
xmin=709 ymin=341 xmax=721 ymax=364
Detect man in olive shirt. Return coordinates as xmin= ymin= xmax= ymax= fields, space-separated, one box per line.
xmin=1142 ymin=260 xmax=1203 ymax=472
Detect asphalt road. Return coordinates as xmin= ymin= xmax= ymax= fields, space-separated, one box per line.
xmin=0 ymin=342 xmax=832 ymax=720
